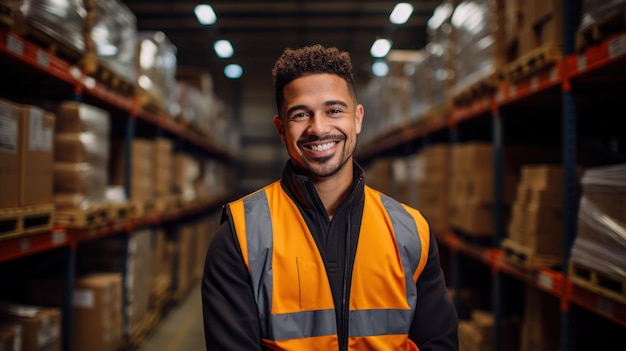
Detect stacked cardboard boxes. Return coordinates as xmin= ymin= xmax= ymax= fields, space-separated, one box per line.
xmin=76 ymin=230 xmax=153 ymax=336
xmin=570 ymin=163 xmax=626 ymax=300
xmin=458 ymin=310 xmax=493 ymax=351
xmin=71 ymin=273 xmax=123 ymax=351
xmin=54 ymin=102 xmax=110 ymax=210
xmin=153 ymin=137 xmax=173 ymax=197
xmin=0 ymin=323 xmax=21 ymax=351
xmin=0 ymin=99 xmax=55 ymax=210
xmin=364 ymin=158 xmax=394 ymax=197
xmin=0 ymin=99 xmax=20 ymax=209
xmin=503 ymin=0 xmax=563 ymax=73
xmin=520 ymin=286 xmax=560 ymax=351
xmin=415 ymin=144 xmax=451 ymax=234
xmin=504 ymin=165 xmax=565 ymax=264
xmin=0 ymin=303 xmax=61 ymax=351
xmin=110 ymin=138 xmax=154 ymax=201
xmin=449 ymin=143 xmax=499 ymax=237
xmin=173 ymin=153 xmax=200 ymax=204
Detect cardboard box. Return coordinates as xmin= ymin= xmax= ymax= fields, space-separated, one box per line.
xmin=55 ymin=102 xmax=110 ymax=138
xmin=109 ymin=139 xmax=155 ymax=200
xmin=0 ymin=99 xmax=20 ymax=208
xmin=0 ymin=304 xmax=61 ymax=351
xmin=0 ymin=323 xmax=21 ymax=351
xmin=20 ymin=105 xmax=55 ymax=206
xmin=54 ymin=132 xmax=108 ymax=165
xmin=0 ymin=326 xmax=16 ymax=351
xmin=72 ymin=273 xmax=123 ymax=351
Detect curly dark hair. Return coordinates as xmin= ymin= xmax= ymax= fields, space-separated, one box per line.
xmin=272 ymin=44 xmax=356 ymax=111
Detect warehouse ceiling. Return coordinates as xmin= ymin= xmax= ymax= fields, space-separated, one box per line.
xmin=124 ymin=0 xmax=441 ymax=101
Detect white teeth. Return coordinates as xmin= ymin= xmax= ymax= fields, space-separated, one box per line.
xmin=310 ymin=142 xmax=336 ymax=151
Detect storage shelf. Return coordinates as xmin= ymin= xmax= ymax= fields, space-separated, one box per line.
xmin=0 ymin=27 xmax=234 ymax=162
xmin=358 ymin=31 xmax=626 ymax=158
xmin=441 ymin=231 xmax=626 ymax=328
xmin=0 ymin=194 xmax=232 ymax=263
xmin=0 ymin=229 xmax=70 ymax=263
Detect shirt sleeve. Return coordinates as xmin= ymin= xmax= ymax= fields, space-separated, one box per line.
xmin=202 ymin=219 xmax=263 ymax=350
xmin=409 ymin=231 xmax=459 ymax=350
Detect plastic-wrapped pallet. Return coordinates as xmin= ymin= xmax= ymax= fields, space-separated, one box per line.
xmin=579 ymin=0 xmax=626 ymax=36
xmin=570 ymin=163 xmax=626 ymax=284
xmin=450 ymin=0 xmax=504 ymax=99
xmin=54 ymin=101 xmax=110 ymax=210
xmin=13 ymin=0 xmax=137 ymax=81
xmin=136 ymin=31 xmax=177 ymax=114
xmin=425 ymin=0 xmax=456 ymax=109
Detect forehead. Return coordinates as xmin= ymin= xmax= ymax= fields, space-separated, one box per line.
xmin=282 ymin=73 xmax=353 ymax=103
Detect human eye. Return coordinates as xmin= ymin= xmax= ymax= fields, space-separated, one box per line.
xmin=289 ymin=112 xmax=309 ymax=120
xmin=328 ymin=107 xmax=344 ymax=116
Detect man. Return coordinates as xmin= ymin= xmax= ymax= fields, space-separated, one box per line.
xmin=202 ymin=44 xmax=458 ymax=350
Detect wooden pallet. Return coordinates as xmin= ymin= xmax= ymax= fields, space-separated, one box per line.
xmin=134 ymin=89 xmax=166 ymax=115
xmin=569 ymin=260 xmax=626 ymax=305
xmin=452 ymin=73 xmax=500 ymax=106
xmin=499 ymin=45 xmax=561 ymax=82
xmin=55 ymin=202 xmax=110 ymax=228
xmin=12 ymin=20 xmax=83 ymax=65
xmin=108 ymin=201 xmax=135 ymax=222
xmin=576 ymin=4 xmax=626 ymax=52
xmin=82 ymin=52 xmax=135 ymax=96
xmin=154 ymin=195 xmax=180 ymax=214
xmin=0 ymin=204 xmax=55 ymax=240
xmin=501 ymin=238 xmax=561 ymax=270
xmin=132 ymin=198 xmax=157 ymax=219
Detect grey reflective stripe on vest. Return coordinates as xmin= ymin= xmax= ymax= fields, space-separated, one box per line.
xmin=241 ymin=189 xmax=337 ymax=341
xmin=241 ymin=188 xmax=421 ymax=340
xmin=241 ymin=190 xmax=275 ymax=339
xmin=348 ymin=194 xmax=421 ymax=337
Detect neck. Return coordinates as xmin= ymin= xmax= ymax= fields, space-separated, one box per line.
xmin=312 ymin=162 xmax=354 ymax=219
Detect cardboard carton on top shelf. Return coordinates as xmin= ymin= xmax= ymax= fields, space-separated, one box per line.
xmin=0 ymin=99 xmax=20 ymax=208
xmin=20 ymin=105 xmax=55 ymax=206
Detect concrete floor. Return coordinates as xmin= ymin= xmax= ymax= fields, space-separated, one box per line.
xmin=138 ymin=282 xmax=205 ymax=351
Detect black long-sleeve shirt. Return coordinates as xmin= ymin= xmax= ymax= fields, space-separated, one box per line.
xmin=202 ymin=161 xmax=458 ymax=350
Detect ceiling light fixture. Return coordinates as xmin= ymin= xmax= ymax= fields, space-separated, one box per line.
xmin=194 ymin=4 xmax=216 ymax=25
xmin=370 ymin=38 xmax=392 ymax=58
xmin=389 ymin=3 xmax=414 ymax=24
xmin=224 ymin=64 xmax=243 ymax=79
xmin=372 ymin=61 xmax=389 ymax=77
xmin=214 ymin=40 xmax=234 ymax=58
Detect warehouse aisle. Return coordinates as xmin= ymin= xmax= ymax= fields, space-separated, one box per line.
xmin=138 ymin=282 xmax=205 ymax=351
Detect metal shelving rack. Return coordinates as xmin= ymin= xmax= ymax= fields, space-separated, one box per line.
xmin=356 ymin=8 xmax=626 ymax=349
xmin=0 ymin=26 xmax=236 ymax=351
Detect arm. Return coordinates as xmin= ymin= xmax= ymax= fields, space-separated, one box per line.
xmin=202 ymin=220 xmax=262 ymax=350
xmin=409 ymin=232 xmax=459 ymax=350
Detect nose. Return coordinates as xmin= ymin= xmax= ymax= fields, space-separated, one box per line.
xmin=306 ymin=113 xmax=330 ymax=136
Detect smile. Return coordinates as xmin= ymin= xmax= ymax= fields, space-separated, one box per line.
xmin=306 ymin=142 xmax=337 ymax=151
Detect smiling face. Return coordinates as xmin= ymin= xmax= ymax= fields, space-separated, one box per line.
xmin=274 ymin=73 xmax=364 ymax=181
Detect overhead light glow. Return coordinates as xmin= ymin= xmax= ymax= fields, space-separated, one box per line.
xmin=372 ymin=61 xmax=389 ymax=77
xmin=224 ymin=64 xmax=243 ymax=79
xmin=194 ymin=4 xmax=216 ymax=25
xmin=390 ymin=3 xmax=414 ymax=24
xmin=214 ymin=40 xmax=234 ymax=58
xmin=370 ymin=38 xmax=392 ymax=58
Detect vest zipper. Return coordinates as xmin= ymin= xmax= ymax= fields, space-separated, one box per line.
xmin=340 ymin=216 xmax=351 ymax=351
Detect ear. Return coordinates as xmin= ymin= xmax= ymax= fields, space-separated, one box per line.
xmin=273 ymin=115 xmax=286 ymax=143
xmin=354 ymin=104 xmax=364 ymax=134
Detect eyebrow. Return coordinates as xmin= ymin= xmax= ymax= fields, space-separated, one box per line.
xmin=286 ymin=100 xmax=350 ymax=116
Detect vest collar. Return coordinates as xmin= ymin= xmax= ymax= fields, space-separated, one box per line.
xmin=280 ymin=160 xmax=365 ymax=213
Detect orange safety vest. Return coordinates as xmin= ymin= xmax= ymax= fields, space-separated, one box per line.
xmin=226 ymin=181 xmax=431 ymax=351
